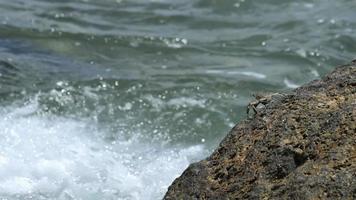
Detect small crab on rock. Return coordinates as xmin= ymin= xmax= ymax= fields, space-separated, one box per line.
xmin=247 ymin=93 xmax=289 ymax=118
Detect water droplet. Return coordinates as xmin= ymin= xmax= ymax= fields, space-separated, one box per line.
xmin=56 ymin=81 xmax=65 ymax=87
xmin=181 ymin=38 xmax=188 ymax=45
xmin=130 ymin=41 xmax=139 ymax=47
xmin=296 ymin=49 xmax=307 ymax=58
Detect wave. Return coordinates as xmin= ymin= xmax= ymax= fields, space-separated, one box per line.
xmin=0 ymin=99 xmax=206 ymax=199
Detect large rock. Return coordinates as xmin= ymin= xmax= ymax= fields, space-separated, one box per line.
xmin=164 ymin=63 xmax=356 ymax=199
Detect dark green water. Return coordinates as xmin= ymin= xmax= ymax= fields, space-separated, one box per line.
xmin=0 ymin=0 xmax=355 ymax=199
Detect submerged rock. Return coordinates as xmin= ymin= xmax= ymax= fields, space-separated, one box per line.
xmin=164 ymin=63 xmax=356 ymax=199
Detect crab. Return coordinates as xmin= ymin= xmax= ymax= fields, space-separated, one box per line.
xmin=247 ymin=93 xmax=287 ymax=118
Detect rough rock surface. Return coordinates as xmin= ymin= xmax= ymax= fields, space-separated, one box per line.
xmin=164 ymin=63 xmax=356 ymax=200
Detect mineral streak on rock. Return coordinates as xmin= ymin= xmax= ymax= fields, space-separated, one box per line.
xmin=164 ymin=63 xmax=356 ymax=200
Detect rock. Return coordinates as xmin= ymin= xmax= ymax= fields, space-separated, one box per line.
xmin=164 ymin=63 xmax=356 ymax=199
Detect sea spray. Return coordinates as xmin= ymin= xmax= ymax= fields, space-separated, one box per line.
xmin=0 ymin=99 xmax=206 ymax=199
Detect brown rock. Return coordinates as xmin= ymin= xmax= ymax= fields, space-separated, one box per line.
xmin=164 ymin=63 xmax=356 ymax=200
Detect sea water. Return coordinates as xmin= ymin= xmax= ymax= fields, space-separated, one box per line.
xmin=0 ymin=99 xmax=205 ymax=199
xmin=0 ymin=0 xmax=355 ymax=199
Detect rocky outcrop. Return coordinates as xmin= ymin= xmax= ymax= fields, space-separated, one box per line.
xmin=164 ymin=63 xmax=356 ymax=199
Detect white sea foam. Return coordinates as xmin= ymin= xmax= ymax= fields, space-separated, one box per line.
xmin=0 ymin=100 xmax=206 ymax=200
xmin=144 ymin=95 xmax=206 ymax=110
xmin=167 ymin=97 xmax=206 ymax=108
xmin=229 ymin=71 xmax=266 ymax=79
xmin=283 ymin=78 xmax=300 ymax=89
xmin=310 ymin=69 xmax=320 ymax=77
xmin=296 ymin=48 xmax=307 ymax=58
xmin=205 ymin=70 xmax=266 ymax=79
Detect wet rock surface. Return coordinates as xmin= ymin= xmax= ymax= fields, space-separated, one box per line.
xmin=164 ymin=63 xmax=356 ymax=200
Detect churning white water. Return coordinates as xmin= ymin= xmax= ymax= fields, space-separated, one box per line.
xmin=0 ymin=99 xmax=206 ymax=200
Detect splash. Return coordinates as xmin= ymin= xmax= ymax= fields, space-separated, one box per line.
xmin=0 ymin=100 xmax=206 ymax=200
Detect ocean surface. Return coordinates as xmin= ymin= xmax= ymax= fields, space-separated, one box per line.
xmin=0 ymin=0 xmax=355 ymax=199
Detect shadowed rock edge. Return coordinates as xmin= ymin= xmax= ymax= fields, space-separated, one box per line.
xmin=164 ymin=63 xmax=356 ymax=200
